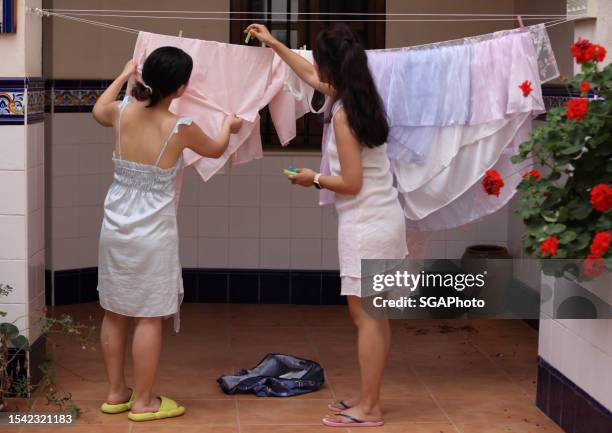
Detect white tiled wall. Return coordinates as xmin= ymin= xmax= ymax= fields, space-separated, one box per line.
xmin=47 ymin=113 xmax=512 ymax=275
xmin=507 ymin=148 xmax=612 ymax=411
xmin=539 ymin=302 xmax=612 ymax=410
xmin=0 ymin=122 xmax=45 ymax=341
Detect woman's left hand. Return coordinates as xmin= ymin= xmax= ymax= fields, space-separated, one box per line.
xmin=120 ymin=59 xmax=136 ymax=79
xmin=289 ymin=168 xmax=316 ymax=187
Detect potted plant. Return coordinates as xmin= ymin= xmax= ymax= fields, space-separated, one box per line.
xmin=510 ymin=38 xmax=611 ymax=280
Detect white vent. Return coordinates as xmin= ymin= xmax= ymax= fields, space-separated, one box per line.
xmin=567 ymin=0 xmax=597 ymax=18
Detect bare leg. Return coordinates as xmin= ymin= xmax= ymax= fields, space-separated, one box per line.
xmin=328 ymin=296 xmax=389 ymax=422
xmin=100 ymin=310 xmax=131 ymax=404
xmin=131 ymin=317 xmax=162 ymax=413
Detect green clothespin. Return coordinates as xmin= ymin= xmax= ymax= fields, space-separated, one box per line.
xmin=245 ymin=32 xmax=251 ymax=44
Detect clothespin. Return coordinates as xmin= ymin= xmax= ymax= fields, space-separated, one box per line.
xmin=178 ymin=30 xmax=183 ymax=38
xmin=516 ymin=15 xmax=525 ymax=32
xmin=245 ymin=32 xmax=251 ymax=44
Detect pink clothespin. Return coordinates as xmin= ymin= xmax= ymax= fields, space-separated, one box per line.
xmin=517 ymin=15 xmax=525 ymax=31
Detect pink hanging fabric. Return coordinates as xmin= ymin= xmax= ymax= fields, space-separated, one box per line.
xmin=130 ymin=32 xmax=310 ymax=182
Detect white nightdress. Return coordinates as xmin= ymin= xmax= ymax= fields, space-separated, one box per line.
xmin=97 ymin=96 xmax=192 ymax=331
xmin=327 ymin=100 xmax=408 ymax=296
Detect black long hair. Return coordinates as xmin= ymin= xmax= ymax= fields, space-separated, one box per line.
xmin=313 ymin=23 xmax=388 ymax=148
xmin=132 ymin=46 xmax=193 ymax=107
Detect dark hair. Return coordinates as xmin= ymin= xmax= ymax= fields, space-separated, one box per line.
xmin=132 ymin=46 xmax=193 ymax=107
xmin=313 ymin=23 xmax=388 ymax=148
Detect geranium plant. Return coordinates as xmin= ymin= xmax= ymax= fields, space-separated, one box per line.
xmin=511 ymin=38 xmax=611 ymax=280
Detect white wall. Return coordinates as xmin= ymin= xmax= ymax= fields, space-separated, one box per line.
xmin=539 ymin=276 xmax=612 ymax=411
xmin=0 ymin=0 xmax=45 ymax=341
xmin=47 ymin=112 xmax=511 ymax=276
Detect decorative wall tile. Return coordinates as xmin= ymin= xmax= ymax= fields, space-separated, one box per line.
xmin=0 ymin=78 xmax=45 ymax=125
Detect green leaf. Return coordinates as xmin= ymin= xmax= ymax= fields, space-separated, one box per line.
xmin=511 ymin=154 xmax=526 ymax=164
xmin=560 ymin=231 xmax=577 ymax=244
xmin=546 ymin=223 xmax=567 ymax=235
xmin=541 ymin=210 xmax=558 ymax=223
xmin=0 ymin=323 xmax=19 ymax=338
xmin=573 ymin=232 xmax=591 ymax=250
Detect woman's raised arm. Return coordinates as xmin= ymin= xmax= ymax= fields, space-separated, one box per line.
xmin=244 ymin=24 xmax=334 ymax=97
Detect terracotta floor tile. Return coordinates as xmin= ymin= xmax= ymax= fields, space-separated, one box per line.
xmin=228 ymin=305 xmax=305 ymax=327
xmin=33 ymin=400 xmax=128 ymax=425
xmin=410 ymin=353 xmax=504 ymax=377
xmin=155 ymin=373 xmax=232 ymax=399
xmin=327 ymin=376 xmax=428 ymax=400
xmin=455 ymin=418 xmax=564 ymax=433
xmin=380 ymin=398 xmax=448 ymax=423
xmin=36 ymin=306 xmax=551 ymax=432
xmin=237 ymin=399 xmax=330 ymax=425
xmin=511 ymin=375 xmax=538 ymax=399
xmin=241 ymin=425 xmax=349 ymax=433
xmin=132 ymin=425 xmax=238 ymax=433
xmin=348 ymin=423 xmax=458 ymax=433
xmin=300 ymin=306 xmax=353 ymax=328
xmin=5 ymin=426 xmax=129 ymax=433
xmin=437 ymin=396 xmax=551 ymax=425
xmin=420 ymin=375 xmax=527 ymax=401
xmin=128 ymin=400 xmax=237 ymax=426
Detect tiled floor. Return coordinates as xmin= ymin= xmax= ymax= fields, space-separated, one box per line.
xmin=3 ymin=303 xmax=563 ymax=433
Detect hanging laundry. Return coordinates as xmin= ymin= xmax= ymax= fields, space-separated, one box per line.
xmin=392 ymin=30 xmax=545 ymax=222
xmin=130 ymin=32 xmax=311 ymax=181
xmin=311 ymin=24 xmax=556 ymax=231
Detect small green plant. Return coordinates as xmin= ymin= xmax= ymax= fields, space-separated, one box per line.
xmin=0 ymin=285 xmax=30 ymax=405
xmin=0 ymin=284 xmax=96 ymax=415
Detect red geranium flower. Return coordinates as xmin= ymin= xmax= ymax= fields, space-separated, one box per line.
xmin=583 ymin=255 xmax=606 ymax=278
xmin=541 ymin=236 xmax=560 ymax=257
xmin=571 ymin=38 xmax=607 ymax=64
xmin=523 ymin=169 xmax=541 ymax=180
xmin=519 ymin=80 xmax=533 ymax=97
xmin=590 ymin=184 xmax=612 ymax=212
xmin=571 ymin=38 xmax=593 ymax=63
xmin=589 ymin=44 xmax=607 ymax=62
xmin=565 ymin=98 xmax=589 ymax=121
xmin=589 ymin=231 xmax=611 ymax=257
xmin=579 ymin=81 xmax=590 ymax=94
xmin=482 ymin=169 xmax=504 ymax=197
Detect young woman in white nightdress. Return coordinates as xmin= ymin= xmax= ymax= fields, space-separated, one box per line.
xmin=245 ymin=23 xmax=408 ymax=428
xmin=92 ymin=48 xmax=241 ymax=421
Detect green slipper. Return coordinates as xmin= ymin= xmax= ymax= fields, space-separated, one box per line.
xmin=127 ymin=396 xmax=186 ymax=422
xmin=100 ymin=387 xmax=135 ymax=414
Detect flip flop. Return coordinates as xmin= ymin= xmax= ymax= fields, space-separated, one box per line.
xmin=327 ymin=400 xmax=351 ymax=412
xmin=322 ymin=413 xmax=385 ymax=428
xmin=100 ymin=387 xmax=135 ymax=414
xmin=127 ymin=396 xmax=186 ymax=422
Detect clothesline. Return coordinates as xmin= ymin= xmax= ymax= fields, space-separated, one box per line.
xmin=29 ymin=8 xmax=576 ymax=38
xmin=34 ymin=10 xmax=569 ymax=22
xmin=35 ymin=8 xmax=572 ymax=17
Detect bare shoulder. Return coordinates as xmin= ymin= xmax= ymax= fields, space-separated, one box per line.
xmin=332 ymin=106 xmax=348 ymax=127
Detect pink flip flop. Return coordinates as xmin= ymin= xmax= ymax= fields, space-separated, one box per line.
xmin=322 ymin=413 xmax=385 ymax=428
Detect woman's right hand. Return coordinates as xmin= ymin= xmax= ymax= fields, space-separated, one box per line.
xmin=244 ymin=24 xmax=276 ymax=46
xmin=225 ymin=114 xmax=243 ymax=134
